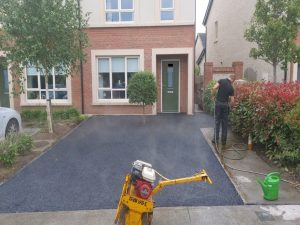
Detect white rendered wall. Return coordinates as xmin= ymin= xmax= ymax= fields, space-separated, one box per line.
xmin=82 ymin=0 xmax=195 ymax=28
xmin=205 ymin=0 xmax=287 ymax=82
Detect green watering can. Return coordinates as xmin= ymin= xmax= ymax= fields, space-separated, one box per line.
xmin=257 ymin=172 xmax=281 ymax=201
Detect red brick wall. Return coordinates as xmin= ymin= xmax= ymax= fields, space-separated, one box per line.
xmin=204 ymin=62 xmax=243 ymax=88
xmin=75 ymin=25 xmax=195 ymax=115
xmin=290 ymin=29 xmax=300 ymax=81
xmin=295 ymin=29 xmax=300 ymax=45
xmin=14 ymin=25 xmax=195 ymax=114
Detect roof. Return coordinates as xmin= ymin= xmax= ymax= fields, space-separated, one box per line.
xmin=195 ymin=33 xmax=206 ymax=46
xmin=199 ymin=33 xmax=206 ymax=47
xmin=195 ymin=33 xmax=206 ymax=65
xmin=203 ymin=0 xmax=213 ymax=26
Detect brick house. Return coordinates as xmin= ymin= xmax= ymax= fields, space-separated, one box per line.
xmin=195 ymin=33 xmax=206 ymax=76
xmin=291 ymin=29 xmax=300 ymax=81
xmin=202 ymin=0 xmax=300 ymax=83
xmin=0 ymin=0 xmax=196 ymax=115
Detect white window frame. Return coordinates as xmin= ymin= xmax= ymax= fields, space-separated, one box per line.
xmin=21 ymin=66 xmax=72 ymax=106
xmin=160 ymin=0 xmax=174 ymax=22
xmin=105 ymin=0 xmax=134 ymax=23
xmin=91 ymin=49 xmax=144 ymax=105
xmin=97 ymin=56 xmax=139 ymax=101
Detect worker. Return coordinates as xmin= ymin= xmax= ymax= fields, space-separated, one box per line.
xmin=212 ymin=74 xmax=235 ymax=148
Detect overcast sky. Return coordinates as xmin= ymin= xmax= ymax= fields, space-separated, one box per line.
xmin=196 ymin=0 xmax=209 ymax=33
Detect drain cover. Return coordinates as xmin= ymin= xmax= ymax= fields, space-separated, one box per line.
xmin=255 ymin=211 xmax=275 ymax=222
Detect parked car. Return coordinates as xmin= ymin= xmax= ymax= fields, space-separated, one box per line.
xmin=0 ymin=107 xmax=22 ymax=140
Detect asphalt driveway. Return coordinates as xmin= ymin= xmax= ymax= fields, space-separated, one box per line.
xmin=0 ymin=113 xmax=242 ymax=213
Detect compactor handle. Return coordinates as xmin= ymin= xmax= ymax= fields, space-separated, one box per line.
xmin=199 ymin=169 xmax=213 ymax=185
xmin=152 ymin=169 xmax=213 ymax=195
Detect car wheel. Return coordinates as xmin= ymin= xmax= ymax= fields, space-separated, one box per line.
xmin=5 ymin=118 xmax=19 ymax=137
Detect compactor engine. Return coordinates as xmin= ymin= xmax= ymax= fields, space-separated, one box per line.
xmin=114 ymin=160 xmax=213 ymax=225
xmin=131 ymin=160 xmax=156 ymax=199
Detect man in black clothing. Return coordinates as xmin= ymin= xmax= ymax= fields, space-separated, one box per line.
xmin=212 ymin=75 xmax=235 ymax=147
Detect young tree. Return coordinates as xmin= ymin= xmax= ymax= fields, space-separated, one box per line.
xmin=244 ymin=0 xmax=300 ymax=82
xmin=0 ymin=0 xmax=89 ymax=133
xmin=127 ymin=71 xmax=157 ymax=123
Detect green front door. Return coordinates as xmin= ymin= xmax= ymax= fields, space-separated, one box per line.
xmin=0 ymin=59 xmax=10 ymax=108
xmin=162 ymin=61 xmax=179 ymax=112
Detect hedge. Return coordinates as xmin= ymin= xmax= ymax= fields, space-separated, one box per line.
xmin=203 ymin=80 xmax=217 ymax=114
xmin=230 ymin=82 xmax=300 ymax=169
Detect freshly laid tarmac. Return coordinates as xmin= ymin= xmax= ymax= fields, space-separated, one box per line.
xmin=0 ymin=112 xmax=299 ymax=225
xmin=0 ymin=114 xmax=241 ymax=213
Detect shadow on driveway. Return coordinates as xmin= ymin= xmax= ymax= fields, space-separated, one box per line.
xmin=0 ymin=113 xmax=242 ymax=213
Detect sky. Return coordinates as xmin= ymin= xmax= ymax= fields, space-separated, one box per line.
xmin=196 ymin=0 xmax=210 ymax=33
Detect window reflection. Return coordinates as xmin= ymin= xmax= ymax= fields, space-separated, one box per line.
xmin=98 ymin=57 xmax=139 ymax=100
xmin=167 ymin=64 xmax=174 ymax=88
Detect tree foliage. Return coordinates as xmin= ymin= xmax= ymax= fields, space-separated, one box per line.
xmin=0 ymin=0 xmax=89 ymax=133
xmin=127 ymin=71 xmax=157 ymax=114
xmin=244 ymin=0 xmax=300 ymax=81
xmin=0 ymin=0 xmax=89 ymax=92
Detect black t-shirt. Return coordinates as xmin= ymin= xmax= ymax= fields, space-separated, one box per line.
xmin=216 ymin=78 xmax=234 ymax=103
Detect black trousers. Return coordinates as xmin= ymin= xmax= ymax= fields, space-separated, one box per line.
xmin=214 ymin=102 xmax=229 ymax=145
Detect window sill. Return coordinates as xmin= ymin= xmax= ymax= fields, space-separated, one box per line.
xmin=105 ymin=21 xmax=135 ymax=24
xmin=160 ymin=20 xmax=174 ymax=23
xmin=21 ymin=101 xmax=72 ymax=107
xmin=93 ymin=100 xmax=138 ymax=106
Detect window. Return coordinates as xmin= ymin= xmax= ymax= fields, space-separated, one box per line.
xmin=298 ymin=64 xmax=300 ymax=81
xmin=160 ymin=0 xmax=174 ymax=21
xmin=105 ymin=0 xmax=134 ymax=22
xmin=214 ymin=21 xmax=218 ymax=42
xmin=3 ymin=69 xmax=9 ymax=93
xmin=26 ymin=66 xmax=68 ymax=101
xmin=98 ymin=56 xmax=139 ymax=100
xmin=167 ymin=64 xmax=174 ymax=88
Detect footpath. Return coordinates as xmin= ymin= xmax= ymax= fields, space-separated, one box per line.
xmin=0 ymin=126 xmax=299 ymax=225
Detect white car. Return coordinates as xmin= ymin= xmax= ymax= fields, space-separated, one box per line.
xmin=0 ymin=107 xmax=22 ymax=140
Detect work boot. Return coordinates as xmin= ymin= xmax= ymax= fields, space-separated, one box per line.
xmin=221 ymin=144 xmax=226 ymax=151
xmin=211 ymin=139 xmax=219 ymax=145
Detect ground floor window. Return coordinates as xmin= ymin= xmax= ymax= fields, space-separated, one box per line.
xmin=26 ymin=66 xmax=68 ymax=101
xmin=98 ymin=56 xmax=139 ymax=99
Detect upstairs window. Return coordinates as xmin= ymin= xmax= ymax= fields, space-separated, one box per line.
xmin=214 ymin=21 xmax=218 ymax=42
xmin=105 ymin=0 xmax=134 ymax=22
xmin=160 ymin=0 xmax=174 ymax=21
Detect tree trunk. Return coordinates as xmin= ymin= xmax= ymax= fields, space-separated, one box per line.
xmin=45 ymin=74 xmax=53 ymax=133
xmin=273 ymin=63 xmax=277 ymax=83
xmin=284 ymin=69 xmax=287 ymax=82
xmin=142 ymin=103 xmax=146 ymax=124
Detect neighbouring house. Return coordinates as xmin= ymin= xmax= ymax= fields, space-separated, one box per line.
xmin=195 ymin=33 xmax=206 ymax=76
xmin=202 ymin=0 xmax=299 ymax=83
xmin=291 ymin=29 xmax=300 ymax=81
xmin=0 ymin=54 xmax=9 ymax=108
xmin=194 ymin=33 xmax=206 ymax=109
xmin=0 ymin=0 xmax=196 ymax=115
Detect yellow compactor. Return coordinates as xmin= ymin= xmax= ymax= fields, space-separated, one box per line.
xmin=115 ymin=160 xmax=213 ymax=225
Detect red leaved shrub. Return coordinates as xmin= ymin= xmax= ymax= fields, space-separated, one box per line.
xmin=230 ymin=81 xmax=300 ymax=168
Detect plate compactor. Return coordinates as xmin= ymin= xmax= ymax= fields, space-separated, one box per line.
xmin=115 ymin=160 xmax=213 ymax=225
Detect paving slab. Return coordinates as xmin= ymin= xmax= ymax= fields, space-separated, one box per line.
xmin=22 ymin=128 xmax=40 ymax=136
xmin=201 ymin=127 xmax=300 ymax=205
xmin=0 ymin=205 xmax=299 ymax=225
